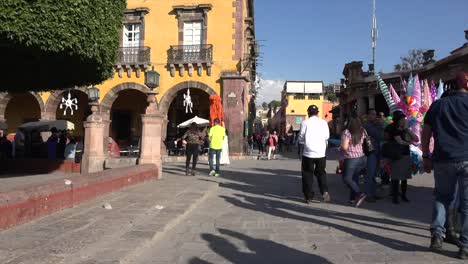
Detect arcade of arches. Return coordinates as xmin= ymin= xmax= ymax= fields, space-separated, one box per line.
xmin=0 ymin=82 xmax=221 ymax=159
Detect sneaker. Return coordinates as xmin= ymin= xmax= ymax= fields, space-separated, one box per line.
xmin=191 ymin=170 xmax=196 ymax=176
xmin=185 ymin=169 xmax=190 ymax=176
xmin=374 ymin=195 xmax=384 ymax=200
xmin=401 ymin=195 xmax=410 ymax=203
xmin=209 ymin=170 xmax=216 ymax=176
xmin=430 ymin=235 xmax=443 ymax=251
xmin=348 ymin=199 xmax=356 ymax=204
xmin=445 ymin=231 xmax=459 ymax=245
xmin=322 ymin=192 xmax=331 ymax=202
xmin=355 ymin=194 xmax=366 ymax=207
xmin=214 ymin=173 xmax=220 ymax=177
xmin=458 ymin=247 xmax=468 ymax=260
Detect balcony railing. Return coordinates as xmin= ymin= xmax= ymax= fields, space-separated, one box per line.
xmin=117 ymin=46 xmax=151 ymax=65
xmin=168 ymin=44 xmax=213 ymax=65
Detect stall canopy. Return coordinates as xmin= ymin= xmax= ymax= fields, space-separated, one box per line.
xmin=177 ymin=116 xmax=210 ymax=128
xmin=19 ymin=120 xmax=75 ymax=131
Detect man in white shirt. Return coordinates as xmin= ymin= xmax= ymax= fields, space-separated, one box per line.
xmin=298 ymin=105 xmax=330 ymax=203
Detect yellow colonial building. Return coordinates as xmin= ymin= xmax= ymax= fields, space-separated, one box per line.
xmin=0 ymin=0 xmax=257 ymax=154
xmin=271 ymin=81 xmax=324 ymax=135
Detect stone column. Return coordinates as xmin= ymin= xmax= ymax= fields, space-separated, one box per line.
xmin=0 ymin=117 xmax=7 ymax=133
xmin=138 ymin=91 xmax=164 ymax=178
xmin=160 ymin=119 xmax=169 ymax=155
xmin=357 ymin=97 xmax=367 ymax=116
xmin=368 ymin=95 xmax=375 ymax=109
xmin=220 ymin=73 xmax=249 ymax=155
xmin=81 ymin=102 xmax=105 ymax=174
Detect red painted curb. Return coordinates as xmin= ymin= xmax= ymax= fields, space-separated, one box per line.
xmin=0 ymin=164 xmax=158 ymax=231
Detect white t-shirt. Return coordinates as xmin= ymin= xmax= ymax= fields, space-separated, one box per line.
xmin=298 ymin=116 xmax=330 ymax=158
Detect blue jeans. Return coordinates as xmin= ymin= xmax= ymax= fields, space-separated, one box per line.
xmin=431 ymin=161 xmax=468 ymax=247
xmin=343 ymin=156 xmax=367 ymax=199
xmin=366 ymin=152 xmax=379 ymax=197
xmin=209 ymin=148 xmax=222 ymax=173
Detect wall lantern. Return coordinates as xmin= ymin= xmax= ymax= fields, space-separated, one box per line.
xmin=145 ymin=66 xmax=160 ymax=90
xmin=87 ymin=87 xmax=100 ymax=102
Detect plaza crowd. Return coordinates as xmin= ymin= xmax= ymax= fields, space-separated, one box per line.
xmin=0 ymin=127 xmax=81 ymax=162
xmin=295 ymin=71 xmax=468 ymax=260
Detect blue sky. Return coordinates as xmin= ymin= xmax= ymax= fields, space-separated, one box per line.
xmin=255 ymin=0 xmax=468 ymax=103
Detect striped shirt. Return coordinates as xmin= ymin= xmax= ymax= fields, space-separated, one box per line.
xmin=341 ymin=129 xmax=366 ymax=159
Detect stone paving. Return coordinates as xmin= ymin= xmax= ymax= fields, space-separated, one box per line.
xmin=0 ymin=166 xmax=218 ymax=264
xmin=0 ymin=151 xmax=466 ymax=264
xmin=131 ymin=155 xmax=465 ymax=264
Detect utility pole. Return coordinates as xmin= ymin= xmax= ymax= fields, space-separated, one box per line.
xmin=371 ymin=0 xmax=377 ymax=73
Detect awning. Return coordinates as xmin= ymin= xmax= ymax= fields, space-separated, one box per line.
xmin=292 ymin=123 xmax=301 ymax=131
xmin=19 ymin=120 xmax=75 ymax=131
xmin=177 ymin=116 xmax=210 ymax=128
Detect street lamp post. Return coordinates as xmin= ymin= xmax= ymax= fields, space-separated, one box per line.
xmin=81 ymin=86 xmax=105 ymax=174
xmin=139 ymin=66 xmax=164 ymax=178
xmin=143 ymin=66 xmax=160 ymax=115
xmin=86 ymin=87 xmax=101 ymax=121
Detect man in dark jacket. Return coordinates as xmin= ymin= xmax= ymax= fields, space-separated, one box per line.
xmin=423 ymin=71 xmax=468 ymax=259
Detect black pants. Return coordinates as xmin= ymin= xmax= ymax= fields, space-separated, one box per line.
xmin=391 ymin=179 xmax=407 ymax=197
xmin=301 ymin=156 xmax=328 ymax=199
xmin=258 ymin=141 xmax=264 ymax=154
xmin=185 ymin=143 xmax=199 ymax=170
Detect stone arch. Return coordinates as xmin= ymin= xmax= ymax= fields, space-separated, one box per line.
xmin=158 ymin=81 xmax=217 ymax=115
xmin=44 ymin=87 xmax=88 ymax=120
xmin=0 ymin=91 xmax=45 ymax=120
xmin=100 ymin=82 xmax=152 ymax=118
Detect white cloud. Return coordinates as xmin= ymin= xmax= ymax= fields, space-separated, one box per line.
xmin=256 ymin=79 xmax=284 ymax=104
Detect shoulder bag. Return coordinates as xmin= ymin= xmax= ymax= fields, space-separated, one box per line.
xmin=362 ymin=130 xmax=375 ymax=156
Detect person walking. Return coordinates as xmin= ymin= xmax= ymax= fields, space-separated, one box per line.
xmin=256 ymin=133 xmax=264 ymax=155
xmin=0 ymin=130 xmax=12 ymax=160
xmin=267 ymin=132 xmax=277 ymax=160
xmin=14 ymin=128 xmax=25 ymax=159
xmin=340 ymin=117 xmax=369 ymax=207
xmin=64 ymin=138 xmax=77 ymax=161
xmin=384 ymin=110 xmax=419 ymax=204
xmin=423 ymin=71 xmax=468 ymax=259
xmin=183 ymin=123 xmax=203 ymax=176
xmin=363 ymin=109 xmax=384 ymax=202
xmin=298 ymin=105 xmax=330 ymax=203
xmin=208 ymin=118 xmax=226 ymax=177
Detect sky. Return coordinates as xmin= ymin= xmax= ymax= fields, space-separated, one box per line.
xmin=255 ymin=0 xmax=468 ymax=104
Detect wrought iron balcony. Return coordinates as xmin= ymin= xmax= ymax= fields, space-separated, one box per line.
xmin=168 ymin=44 xmax=213 ymax=65
xmin=117 ymin=46 xmax=151 ymax=65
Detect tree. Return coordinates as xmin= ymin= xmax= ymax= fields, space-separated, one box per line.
xmin=269 ymin=100 xmax=281 ymax=109
xmin=325 ymin=92 xmax=338 ymax=103
xmin=0 ymin=0 xmax=126 ymax=91
xmin=394 ymin=49 xmax=426 ymax=72
xmin=261 ymin=102 xmax=268 ymax=109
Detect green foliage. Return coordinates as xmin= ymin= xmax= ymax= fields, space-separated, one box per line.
xmin=269 ymin=100 xmax=281 ymax=109
xmin=394 ymin=49 xmax=426 ymax=72
xmin=0 ymin=0 xmax=126 ymax=91
xmin=325 ymin=91 xmax=338 ymax=103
